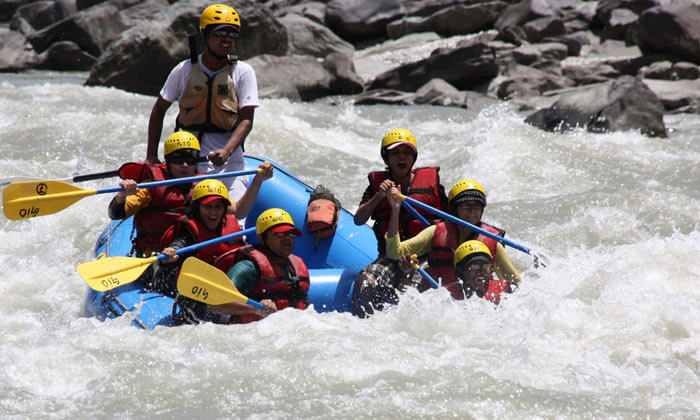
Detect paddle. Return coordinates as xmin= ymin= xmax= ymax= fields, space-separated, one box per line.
xmin=0 ymin=169 xmax=120 ymax=193
xmin=3 ymin=169 xmax=258 ymax=221
xmin=78 ymin=227 xmax=256 ymax=292
xmin=409 ymin=254 xmax=439 ymax=289
xmin=400 ymin=199 xmax=431 ymax=227
xmin=177 ymin=256 xmax=264 ymax=309
xmin=396 ymin=194 xmax=548 ymax=267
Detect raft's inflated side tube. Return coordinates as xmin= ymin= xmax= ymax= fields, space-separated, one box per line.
xmin=242 ymin=155 xmax=377 ymax=270
xmin=81 ymin=156 xmax=377 ymax=328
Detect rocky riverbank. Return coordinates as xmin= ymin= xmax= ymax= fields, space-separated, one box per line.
xmin=2 ymin=0 xmax=699 ymax=137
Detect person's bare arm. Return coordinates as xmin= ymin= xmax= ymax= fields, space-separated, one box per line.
xmin=208 ymin=106 xmax=255 ymax=166
xmin=147 ymin=96 xmax=173 ymax=162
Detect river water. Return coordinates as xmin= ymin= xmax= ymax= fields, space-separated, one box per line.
xmin=1 ymin=70 xmax=698 ymax=419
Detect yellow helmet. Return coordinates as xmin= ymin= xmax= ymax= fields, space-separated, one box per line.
xmin=256 ymin=208 xmax=301 ymax=236
xmin=164 ymin=131 xmax=200 ymax=156
xmin=454 ymin=240 xmax=492 ymax=267
xmin=448 ymin=179 xmax=487 ymax=208
xmin=380 ymin=128 xmax=418 ymax=160
xmin=191 ymin=179 xmax=231 ymax=206
xmin=200 ymin=4 xmax=240 ymax=31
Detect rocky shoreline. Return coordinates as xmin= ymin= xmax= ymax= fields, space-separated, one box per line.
xmin=2 ymin=0 xmax=699 ymax=138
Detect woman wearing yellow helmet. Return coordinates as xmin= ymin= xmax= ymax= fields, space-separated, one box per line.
xmin=453 ymin=240 xmax=512 ymax=303
xmin=205 ymin=208 xmax=310 ymax=323
xmin=354 ymin=128 xmax=448 ymax=255
xmin=108 ymin=131 xmax=204 ymax=257
xmin=147 ymin=4 xmax=259 ymax=202
xmin=383 ymin=179 xmax=521 ymax=299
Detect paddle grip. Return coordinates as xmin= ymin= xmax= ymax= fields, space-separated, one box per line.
xmin=72 ymin=170 xmax=119 ymax=183
xmin=402 ymin=196 xmax=534 ymax=255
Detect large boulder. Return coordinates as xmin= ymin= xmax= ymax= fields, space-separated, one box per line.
xmin=368 ymin=40 xmax=499 ymax=92
xmin=9 ymin=0 xmax=69 ymax=33
xmin=249 ymin=52 xmax=363 ymax=101
xmin=325 ymin=0 xmax=402 ymax=43
xmin=0 ymin=0 xmax=44 ymax=22
xmin=25 ymin=3 xmax=127 ymax=56
xmin=386 ymin=2 xmax=507 ymax=39
xmin=42 ymin=40 xmax=96 ymax=70
xmin=0 ymin=30 xmax=42 ymax=71
xmin=631 ymin=2 xmax=700 ymax=64
xmin=524 ymin=75 xmax=667 ymax=137
xmin=85 ymin=0 xmax=286 ymax=95
xmin=280 ymin=13 xmax=353 ymax=58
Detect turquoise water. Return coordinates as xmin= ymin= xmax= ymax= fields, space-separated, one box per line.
xmin=1 ymin=71 xmax=698 ymax=418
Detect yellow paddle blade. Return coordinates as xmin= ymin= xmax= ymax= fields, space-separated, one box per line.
xmin=2 ymin=180 xmax=96 ymax=220
xmin=177 ymin=257 xmax=249 ymax=305
xmin=78 ymin=256 xmax=158 ymax=292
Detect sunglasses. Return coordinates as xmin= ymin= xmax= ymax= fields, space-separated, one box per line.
xmin=466 ymin=262 xmax=491 ymax=272
xmin=214 ymin=28 xmax=239 ymax=39
xmin=272 ymin=231 xmax=296 ymax=238
xmin=168 ymin=155 xmax=198 ymax=165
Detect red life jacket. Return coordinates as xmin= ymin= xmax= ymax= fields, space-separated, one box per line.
xmin=368 ymin=167 xmax=443 ymax=254
xmin=483 ymin=279 xmax=509 ymax=304
xmin=426 ymin=221 xmax=505 ymax=299
xmin=160 ymin=214 xmax=243 ymax=265
xmin=219 ymin=245 xmax=310 ymax=324
xmin=118 ymin=162 xmax=196 ymax=255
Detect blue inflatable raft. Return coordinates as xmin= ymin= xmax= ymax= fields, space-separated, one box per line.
xmin=81 ymin=155 xmax=378 ymax=328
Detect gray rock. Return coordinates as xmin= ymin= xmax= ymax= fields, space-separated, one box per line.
xmin=9 ymin=1 xmax=68 ymax=33
xmin=368 ymin=41 xmax=499 ymax=92
xmin=251 ymin=53 xmax=362 ymax=101
xmin=26 ymin=3 xmax=127 ymax=56
xmin=0 ymin=30 xmax=42 ymax=71
xmin=325 ymin=0 xmax=402 ymax=42
xmin=488 ymin=63 xmax=575 ymax=99
xmin=642 ymin=78 xmax=700 ymax=112
xmin=414 ymin=78 xmax=468 ymax=107
xmin=386 ymin=2 xmax=507 ymax=39
xmin=42 ymin=40 xmax=96 ymax=70
xmin=525 ymin=75 xmax=667 ymax=137
xmin=280 ymin=13 xmax=353 ymax=58
xmin=632 ymin=2 xmax=700 ymax=64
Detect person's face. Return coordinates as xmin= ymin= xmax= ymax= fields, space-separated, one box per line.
xmin=206 ymin=28 xmax=237 ymax=56
xmin=457 ymin=258 xmax=492 ymax=295
xmin=386 ymin=145 xmax=415 ymax=178
xmin=455 ymin=200 xmax=484 ymax=225
xmin=262 ymin=230 xmax=295 ymax=258
xmin=198 ymin=199 xmax=227 ymax=230
xmin=167 ymin=152 xmax=198 ymax=178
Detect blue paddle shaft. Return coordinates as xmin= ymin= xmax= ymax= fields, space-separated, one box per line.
xmin=402 ymin=196 xmax=533 ymax=255
xmin=246 ymin=298 xmax=265 ymax=310
xmin=155 ymin=227 xmax=256 ymax=262
xmin=95 ymin=169 xmax=259 ymax=194
xmin=401 ymin=200 xmax=431 ymax=227
xmin=417 ymin=266 xmax=439 ymax=289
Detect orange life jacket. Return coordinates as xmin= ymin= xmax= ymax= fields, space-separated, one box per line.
xmin=368 ymin=167 xmax=443 ymax=254
xmin=176 ymin=63 xmax=239 ymax=133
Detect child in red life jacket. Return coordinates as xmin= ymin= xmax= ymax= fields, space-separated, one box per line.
xmin=384 ymin=179 xmax=521 ymax=299
xmin=207 ymin=208 xmax=310 ymax=323
xmin=454 ymin=240 xmax=512 ymax=304
xmin=108 ymin=131 xmax=204 ymax=257
xmin=353 ymin=128 xmax=448 ymax=256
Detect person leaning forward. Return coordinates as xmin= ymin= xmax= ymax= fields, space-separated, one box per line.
xmin=385 ymin=179 xmax=521 ymax=298
xmin=109 ymin=131 xmax=203 ymax=257
xmin=147 ymin=4 xmax=259 ymax=201
xmin=207 ymin=208 xmax=310 ymax=323
xmin=354 ymin=128 xmax=448 ymax=256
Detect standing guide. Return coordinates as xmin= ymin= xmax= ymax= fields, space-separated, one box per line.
xmin=147 ymin=4 xmax=259 ymax=201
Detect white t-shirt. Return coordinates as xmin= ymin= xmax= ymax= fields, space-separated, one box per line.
xmin=160 ymin=55 xmax=259 ymax=199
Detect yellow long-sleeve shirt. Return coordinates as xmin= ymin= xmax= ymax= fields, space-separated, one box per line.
xmin=385 ymin=225 xmax=522 ymax=285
